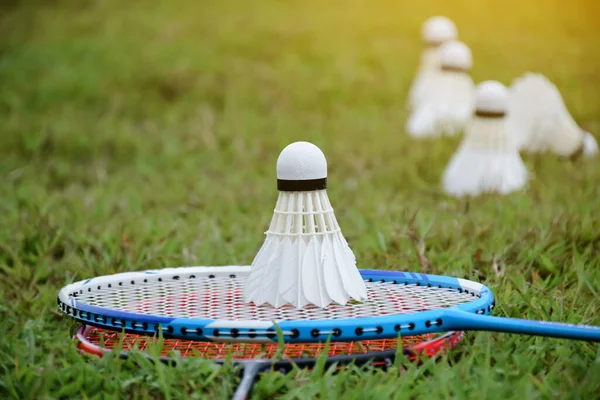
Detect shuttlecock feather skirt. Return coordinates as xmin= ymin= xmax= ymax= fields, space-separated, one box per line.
xmin=442 ymin=118 xmax=528 ymax=196
xmin=406 ymin=71 xmax=474 ymax=138
xmin=583 ymin=132 xmax=599 ymax=157
xmin=244 ymin=190 xmax=368 ymax=308
xmin=507 ymin=73 xmax=598 ymax=158
xmin=408 ymin=47 xmax=441 ymax=110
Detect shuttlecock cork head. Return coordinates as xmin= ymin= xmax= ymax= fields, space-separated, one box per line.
xmin=277 ymin=141 xmax=327 ymax=191
xmin=475 ymin=80 xmax=509 ymax=117
xmin=422 ymin=16 xmax=457 ymax=45
xmin=440 ymin=40 xmax=472 ymax=71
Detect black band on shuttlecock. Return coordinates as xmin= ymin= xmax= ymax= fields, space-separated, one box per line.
xmin=277 ymin=178 xmax=327 ymax=191
xmin=475 ymin=110 xmax=506 ymax=118
xmin=440 ymin=65 xmax=469 ymax=72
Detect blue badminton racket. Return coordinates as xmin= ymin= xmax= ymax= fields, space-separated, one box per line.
xmin=58 ymin=266 xmax=600 ymax=343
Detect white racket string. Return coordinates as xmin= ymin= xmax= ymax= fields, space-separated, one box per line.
xmin=73 ymin=276 xmax=476 ymax=321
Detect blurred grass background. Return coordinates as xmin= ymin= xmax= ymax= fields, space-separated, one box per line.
xmin=1 ymin=0 xmax=599 ymax=398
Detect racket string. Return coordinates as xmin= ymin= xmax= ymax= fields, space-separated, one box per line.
xmin=77 ymin=276 xmax=476 ymax=321
xmin=82 ymin=328 xmax=442 ymax=360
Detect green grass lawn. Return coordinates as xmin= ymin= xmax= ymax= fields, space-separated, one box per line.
xmin=1 ymin=0 xmax=600 ymax=398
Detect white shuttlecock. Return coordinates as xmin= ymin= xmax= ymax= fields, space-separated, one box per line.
xmin=406 ymin=40 xmax=474 ymax=138
xmin=244 ymin=142 xmax=368 ymax=309
xmin=407 ymin=16 xmax=458 ymax=110
xmin=507 ymin=73 xmax=598 ymax=157
xmin=442 ymin=81 xmax=528 ymax=196
xmin=582 ymin=131 xmax=599 ymax=157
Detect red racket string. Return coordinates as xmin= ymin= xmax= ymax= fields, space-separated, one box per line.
xmin=76 ymin=326 xmax=464 ymax=361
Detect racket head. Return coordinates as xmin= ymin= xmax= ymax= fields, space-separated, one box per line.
xmin=75 ymin=325 xmax=465 ymax=365
xmin=59 ymin=266 xmax=494 ymax=343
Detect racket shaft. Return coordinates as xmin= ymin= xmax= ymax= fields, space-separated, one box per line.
xmin=444 ymin=310 xmax=600 ymax=341
xmin=232 ymin=361 xmax=268 ymax=400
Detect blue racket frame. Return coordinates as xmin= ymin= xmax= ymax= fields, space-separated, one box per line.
xmin=58 ymin=267 xmax=600 ymax=343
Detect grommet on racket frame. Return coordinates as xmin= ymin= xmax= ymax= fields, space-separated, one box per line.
xmin=58 ymin=266 xmax=600 ymax=343
xmin=74 ymin=325 xmax=465 ymax=400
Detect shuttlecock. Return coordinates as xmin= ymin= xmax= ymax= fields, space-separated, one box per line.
xmin=244 ymin=142 xmax=368 ymax=309
xmin=442 ymin=80 xmax=528 ymax=196
xmin=406 ymin=40 xmax=474 ymax=138
xmin=582 ymin=131 xmax=599 ymax=156
xmin=407 ymin=16 xmax=458 ymax=110
xmin=507 ymin=73 xmax=598 ymax=157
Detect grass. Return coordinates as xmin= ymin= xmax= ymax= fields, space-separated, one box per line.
xmin=1 ymin=0 xmax=600 ymax=398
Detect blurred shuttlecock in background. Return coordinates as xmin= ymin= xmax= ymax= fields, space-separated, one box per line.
xmin=406 ymin=40 xmax=474 ymax=138
xmin=582 ymin=131 xmax=599 ymax=156
xmin=442 ymin=81 xmax=528 ymax=196
xmin=244 ymin=142 xmax=368 ymax=309
xmin=507 ymin=73 xmax=598 ymax=157
xmin=407 ymin=16 xmax=458 ymax=110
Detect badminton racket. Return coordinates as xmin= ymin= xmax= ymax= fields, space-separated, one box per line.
xmin=74 ymin=325 xmax=464 ymax=400
xmin=58 ymin=266 xmax=600 ymax=342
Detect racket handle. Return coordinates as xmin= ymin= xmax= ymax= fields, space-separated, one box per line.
xmin=446 ymin=310 xmax=600 ymax=341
